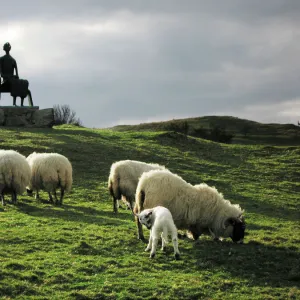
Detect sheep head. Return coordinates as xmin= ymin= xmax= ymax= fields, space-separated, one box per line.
xmin=224 ymin=216 xmax=246 ymax=244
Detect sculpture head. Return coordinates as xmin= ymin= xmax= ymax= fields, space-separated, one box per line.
xmin=3 ymin=42 xmax=11 ymax=53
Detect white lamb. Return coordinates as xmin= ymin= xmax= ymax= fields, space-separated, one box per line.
xmin=0 ymin=149 xmax=31 ymax=205
xmin=134 ymin=169 xmax=245 ymax=244
xmin=108 ymin=160 xmax=165 ymax=213
xmin=136 ymin=206 xmax=180 ymax=259
xmin=26 ymin=152 xmax=73 ymax=205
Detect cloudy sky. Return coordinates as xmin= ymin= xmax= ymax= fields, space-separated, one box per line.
xmin=0 ymin=0 xmax=299 ymax=128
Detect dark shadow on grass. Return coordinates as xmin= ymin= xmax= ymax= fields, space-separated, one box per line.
xmin=151 ymin=238 xmax=300 ymax=289
xmin=16 ymin=201 xmax=131 ymax=226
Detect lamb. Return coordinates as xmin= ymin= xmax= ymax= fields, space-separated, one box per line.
xmin=26 ymin=152 xmax=73 ymax=205
xmin=134 ymin=169 xmax=245 ymax=244
xmin=136 ymin=206 xmax=180 ymax=259
xmin=0 ymin=149 xmax=31 ymax=205
xmin=108 ymin=160 xmax=165 ymax=213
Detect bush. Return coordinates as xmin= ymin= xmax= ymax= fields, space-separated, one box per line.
xmin=53 ymin=104 xmax=83 ymax=126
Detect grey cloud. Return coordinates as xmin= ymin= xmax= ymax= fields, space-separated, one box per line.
xmin=1 ymin=0 xmax=300 ymax=127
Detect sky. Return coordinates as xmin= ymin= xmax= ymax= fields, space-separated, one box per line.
xmin=0 ymin=0 xmax=300 ymax=128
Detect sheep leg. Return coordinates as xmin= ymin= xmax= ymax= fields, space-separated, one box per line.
xmin=53 ymin=190 xmax=59 ymax=205
xmin=135 ymin=215 xmax=146 ymax=242
xmin=1 ymin=193 xmax=5 ymax=206
xmin=59 ymin=188 xmax=64 ymax=206
xmin=209 ymin=228 xmax=221 ymax=241
xmin=48 ymin=192 xmax=54 ymax=204
xmin=189 ymin=225 xmax=201 ymax=241
xmin=113 ymin=196 xmax=118 ymax=213
xmin=11 ymin=191 xmax=17 ymax=204
xmin=171 ymin=232 xmax=180 ymax=260
xmin=35 ymin=190 xmax=40 ymax=201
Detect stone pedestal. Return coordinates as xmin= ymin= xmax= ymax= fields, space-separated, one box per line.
xmin=0 ymin=106 xmax=54 ymax=128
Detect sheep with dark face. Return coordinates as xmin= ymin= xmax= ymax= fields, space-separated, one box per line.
xmin=136 ymin=206 xmax=180 ymax=259
xmin=108 ymin=160 xmax=165 ymax=213
xmin=0 ymin=149 xmax=31 ymax=205
xmin=134 ymin=169 xmax=245 ymax=244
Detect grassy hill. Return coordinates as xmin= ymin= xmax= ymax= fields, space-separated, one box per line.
xmin=111 ymin=116 xmax=300 ymax=146
xmin=0 ymin=124 xmax=299 ymax=299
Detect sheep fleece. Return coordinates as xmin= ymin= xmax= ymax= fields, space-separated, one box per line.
xmin=0 ymin=149 xmax=31 ymax=193
xmin=27 ymin=152 xmax=72 ymax=192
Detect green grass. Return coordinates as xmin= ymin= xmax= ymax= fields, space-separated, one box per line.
xmin=0 ymin=125 xmax=299 ymax=299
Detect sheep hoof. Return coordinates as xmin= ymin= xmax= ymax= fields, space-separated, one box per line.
xmin=175 ymin=253 xmax=180 ymax=260
xmin=150 ymin=253 xmax=155 ymax=259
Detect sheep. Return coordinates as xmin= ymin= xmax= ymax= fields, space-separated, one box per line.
xmin=134 ymin=169 xmax=245 ymax=244
xmin=136 ymin=206 xmax=180 ymax=259
xmin=0 ymin=149 xmax=31 ymax=205
xmin=26 ymin=152 xmax=72 ymax=205
xmin=108 ymin=160 xmax=165 ymax=213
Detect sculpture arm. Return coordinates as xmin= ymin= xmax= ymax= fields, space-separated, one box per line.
xmin=15 ymin=62 xmax=19 ymax=79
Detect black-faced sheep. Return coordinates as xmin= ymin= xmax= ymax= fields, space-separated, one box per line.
xmin=0 ymin=149 xmax=31 ymax=205
xmin=136 ymin=206 xmax=180 ymax=259
xmin=134 ymin=169 xmax=245 ymax=244
xmin=26 ymin=152 xmax=73 ymax=205
xmin=108 ymin=160 xmax=165 ymax=213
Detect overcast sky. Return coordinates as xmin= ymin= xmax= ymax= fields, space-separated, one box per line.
xmin=0 ymin=0 xmax=299 ymax=128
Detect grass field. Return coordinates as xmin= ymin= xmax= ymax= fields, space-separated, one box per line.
xmin=0 ymin=124 xmax=299 ymax=299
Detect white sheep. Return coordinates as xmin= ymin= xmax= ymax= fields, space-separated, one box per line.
xmin=0 ymin=149 xmax=31 ymax=205
xmin=108 ymin=160 xmax=165 ymax=213
xmin=26 ymin=152 xmax=73 ymax=205
xmin=136 ymin=206 xmax=180 ymax=259
xmin=134 ymin=169 xmax=245 ymax=244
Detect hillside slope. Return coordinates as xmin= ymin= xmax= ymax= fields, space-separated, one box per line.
xmin=0 ymin=125 xmax=299 ymax=299
xmin=111 ymin=115 xmax=300 ymax=145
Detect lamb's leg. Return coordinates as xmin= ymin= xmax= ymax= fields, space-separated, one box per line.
xmin=171 ymin=231 xmax=180 ymax=260
xmin=145 ymin=230 xmax=152 ymax=252
xmin=35 ymin=190 xmax=40 ymax=201
xmin=161 ymin=229 xmax=168 ymax=252
xmin=150 ymin=235 xmax=159 ymax=259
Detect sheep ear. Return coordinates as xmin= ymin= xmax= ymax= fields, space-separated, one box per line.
xmin=147 ymin=211 xmax=153 ymax=217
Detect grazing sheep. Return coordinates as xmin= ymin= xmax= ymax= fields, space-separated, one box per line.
xmin=26 ymin=152 xmax=72 ymax=205
xmin=108 ymin=160 xmax=165 ymax=213
xmin=134 ymin=169 xmax=245 ymax=244
xmin=136 ymin=206 xmax=180 ymax=259
xmin=0 ymin=149 xmax=31 ymax=205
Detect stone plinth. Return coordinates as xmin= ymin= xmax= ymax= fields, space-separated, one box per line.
xmin=0 ymin=106 xmax=54 ymax=128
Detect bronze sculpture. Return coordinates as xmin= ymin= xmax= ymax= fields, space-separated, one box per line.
xmin=0 ymin=42 xmax=33 ymax=106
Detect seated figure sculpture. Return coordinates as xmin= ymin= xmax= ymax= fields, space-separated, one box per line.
xmin=0 ymin=42 xmax=33 ymax=106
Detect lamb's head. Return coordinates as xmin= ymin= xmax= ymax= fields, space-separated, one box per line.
xmin=223 ymin=216 xmax=246 ymax=244
xmin=137 ymin=209 xmax=153 ymax=230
